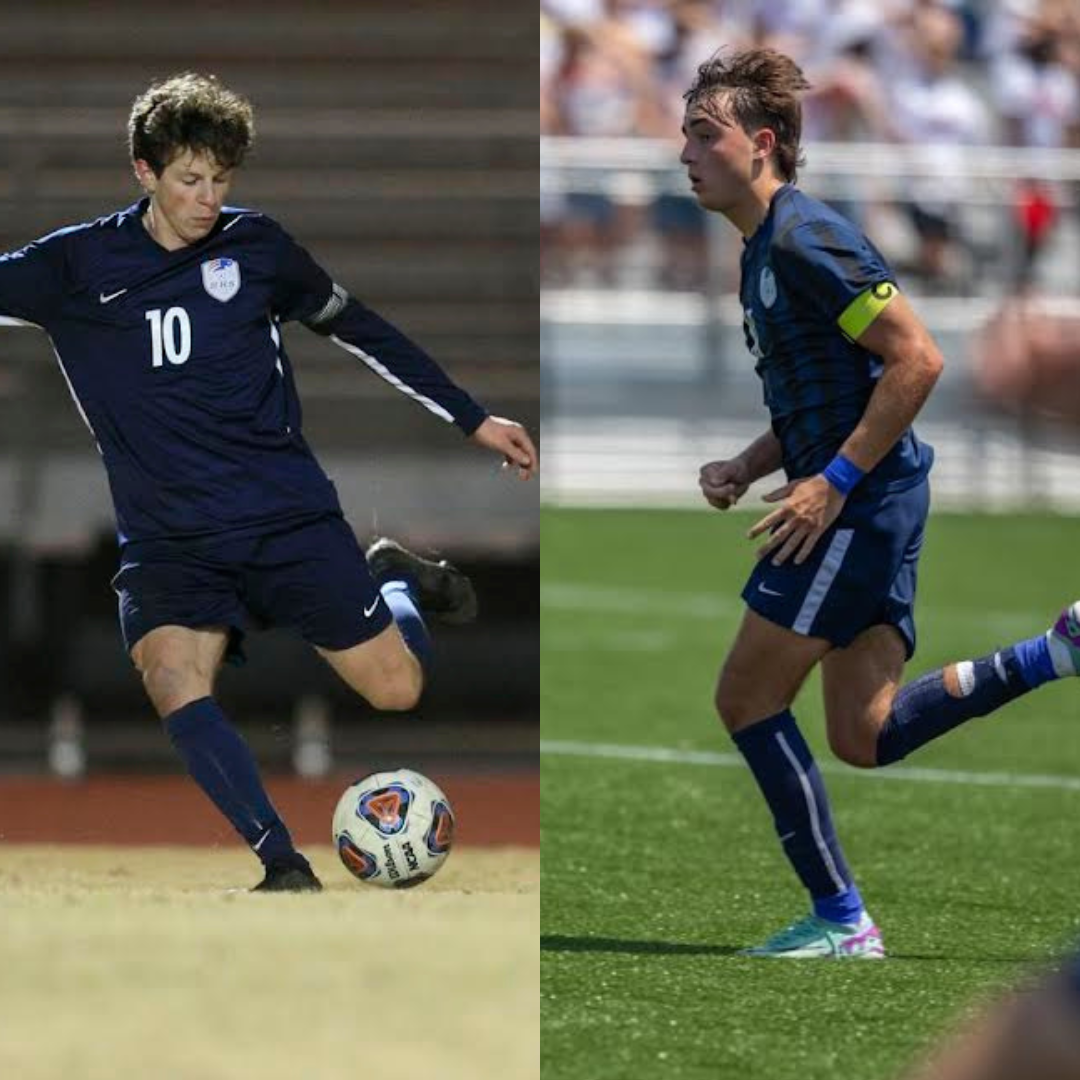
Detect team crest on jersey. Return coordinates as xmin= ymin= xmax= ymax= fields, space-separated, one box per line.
xmin=201 ymin=257 xmax=241 ymax=303
xmin=759 ymin=266 xmax=778 ymax=309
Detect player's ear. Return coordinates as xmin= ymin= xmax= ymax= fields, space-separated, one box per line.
xmin=133 ymin=159 xmax=157 ymax=193
xmin=752 ymin=128 xmax=777 ymax=161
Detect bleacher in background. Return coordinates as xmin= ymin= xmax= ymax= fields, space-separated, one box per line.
xmin=0 ymin=1 xmax=538 ymax=761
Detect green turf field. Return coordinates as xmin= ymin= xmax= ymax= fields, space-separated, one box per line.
xmin=541 ymin=508 xmax=1080 ymax=1080
xmin=0 ymin=845 xmax=538 ymax=1080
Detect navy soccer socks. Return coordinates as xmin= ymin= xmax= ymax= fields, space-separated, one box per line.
xmin=379 ymin=578 xmax=433 ymax=675
xmin=876 ymin=633 xmax=1065 ymax=766
xmin=733 ymin=710 xmax=865 ymax=925
xmin=165 ymin=696 xmax=298 ymax=866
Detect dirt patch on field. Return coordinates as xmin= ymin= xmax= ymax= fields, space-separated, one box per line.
xmin=0 ymin=772 xmax=538 ymax=846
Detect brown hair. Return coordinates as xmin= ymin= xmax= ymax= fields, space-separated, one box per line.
xmin=683 ymin=49 xmax=810 ymax=182
xmin=128 ymin=72 xmax=254 ymax=175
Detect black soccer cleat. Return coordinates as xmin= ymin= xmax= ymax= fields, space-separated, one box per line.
xmin=252 ymin=855 xmax=323 ymax=893
xmin=365 ymin=537 xmax=478 ymax=625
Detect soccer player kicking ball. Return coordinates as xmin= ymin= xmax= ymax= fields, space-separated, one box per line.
xmin=0 ymin=73 xmax=536 ymax=891
xmin=682 ymin=48 xmax=1080 ymax=957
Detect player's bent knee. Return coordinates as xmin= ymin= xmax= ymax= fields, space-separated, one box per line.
xmin=827 ymin=727 xmax=878 ymax=769
xmin=365 ymin=670 xmax=423 ymax=712
xmin=714 ymin=677 xmax=769 ymax=733
xmin=140 ymin=662 xmax=209 ymax=717
xmin=714 ymin=687 xmax=741 ymax=732
xmin=714 ymin=657 xmax=792 ymax=731
xmin=319 ymin=629 xmax=425 ymax=712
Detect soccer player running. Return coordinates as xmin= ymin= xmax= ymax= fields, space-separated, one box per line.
xmin=0 ymin=73 xmax=536 ymax=892
xmin=682 ymin=48 xmax=1080 ymax=957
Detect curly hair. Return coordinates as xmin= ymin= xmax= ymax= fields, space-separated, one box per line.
xmin=128 ymin=72 xmax=255 ymax=175
xmin=683 ymin=49 xmax=810 ymax=183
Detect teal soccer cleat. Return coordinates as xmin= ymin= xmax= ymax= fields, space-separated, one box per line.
xmin=741 ymin=912 xmax=884 ymax=959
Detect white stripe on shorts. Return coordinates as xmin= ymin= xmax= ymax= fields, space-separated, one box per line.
xmin=792 ymin=528 xmax=854 ymax=635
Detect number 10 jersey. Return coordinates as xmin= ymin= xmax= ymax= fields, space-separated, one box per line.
xmin=0 ymin=200 xmax=488 ymax=546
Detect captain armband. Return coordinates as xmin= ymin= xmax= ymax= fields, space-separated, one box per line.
xmin=303 ymin=283 xmax=350 ymax=332
xmin=837 ymin=281 xmax=897 ymax=342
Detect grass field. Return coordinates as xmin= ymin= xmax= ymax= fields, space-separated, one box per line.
xmin=0 ymin=844 xmax=538 ymax=1080
xmin=542 ymin=508 xmax=1080 ymax=1080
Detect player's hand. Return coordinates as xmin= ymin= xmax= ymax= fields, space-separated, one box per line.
xmin=699 ymin=458 xmax=751 ymax=510
xmin=748 ymin=474 xmax=846 ymax=565
xmin=471 ymin=415 xmax=537 ymax=480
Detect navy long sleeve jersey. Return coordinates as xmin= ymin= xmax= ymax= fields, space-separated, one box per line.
xmin=0 ymin=200 xmax=488 ymax=545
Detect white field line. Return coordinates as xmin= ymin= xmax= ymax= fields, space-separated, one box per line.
xmin=541 ymin=581 xmax=737 ymax=619
xmin=545 ymin=628 xmax=677 ymax=653
xmin=541 ymin=739 xmax=1080 ymax=794
xmin=541 ymin=581 xmax=1038 ymax=637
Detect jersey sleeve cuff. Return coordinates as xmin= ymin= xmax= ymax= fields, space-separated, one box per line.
xmin=456 ymin=402 xmax=488 ymax=436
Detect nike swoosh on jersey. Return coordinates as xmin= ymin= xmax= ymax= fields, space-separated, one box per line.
xmin=757 ymin=584 xmax=784 ymax=597
xmin=363 ymin=598 xmax=380 ymax=617
xmin=99 ymin=288 xmax=128 ymax=304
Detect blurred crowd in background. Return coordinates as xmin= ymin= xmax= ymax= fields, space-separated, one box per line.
xmin=541 ymin=0 xmax=1080 ymax=293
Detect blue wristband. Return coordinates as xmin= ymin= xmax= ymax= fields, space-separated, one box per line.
xmin=822 ymin=454 xmax=864 ymax=496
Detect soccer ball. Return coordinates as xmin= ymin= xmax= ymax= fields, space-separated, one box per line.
xmin=331 ymin=768 xmax=455 ymax=888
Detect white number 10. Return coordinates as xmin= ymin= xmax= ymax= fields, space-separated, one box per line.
xmin=146 ymin=307 xmax=192 ymax=367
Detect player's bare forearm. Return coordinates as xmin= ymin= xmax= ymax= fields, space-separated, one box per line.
xmin=735 ymin=429 xmax=783 ymax=482
xmin=838 ymin=291 xmax=944 ymax=472
xmin=839 ymin=349 xmax=941 ymax=471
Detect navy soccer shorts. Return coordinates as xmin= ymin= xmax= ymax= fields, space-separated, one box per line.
xmin=112 ymin=513 xmax=394 ymax=663
xmin=742 ymin=478 xmax=930 ymax=659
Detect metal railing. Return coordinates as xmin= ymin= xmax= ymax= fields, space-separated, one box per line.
xmin=541 ymin=137 xmax=1080 ymax=510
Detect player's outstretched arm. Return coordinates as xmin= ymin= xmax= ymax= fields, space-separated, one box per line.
xmin=277 ymin=231 xmax=491 ymax=435
xmin=699 ymin=429 xmax=782 ymax=510
xmin=470 ymin=415 xmax=537 ymax=481
xmin=0 ymin=234 xmax=68 ymax=327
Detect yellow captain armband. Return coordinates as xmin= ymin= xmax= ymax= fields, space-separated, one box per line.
xmin=837 ymin=281 xmax=898 ymax=342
